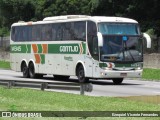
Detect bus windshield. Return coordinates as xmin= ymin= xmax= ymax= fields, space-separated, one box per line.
xmin=98 ymin=23 xmax=140 ymax=35
xmin=100 ymin=35 xmax=143 ymax=62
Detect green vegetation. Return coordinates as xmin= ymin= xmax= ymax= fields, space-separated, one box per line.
xmin=0 ymin=60 xmax=10 ymax=69
xmin=0 ymin=0 xmax=160 ymax=37
xmin=142 ymin=68 xmax=160 ymax=81
xmin=0 ymin=86 xmax=160 ymax=120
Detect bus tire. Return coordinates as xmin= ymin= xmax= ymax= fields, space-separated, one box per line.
xmin=77 ymin=65 xmax=89 ymax=83
xmin=28 ymin=62 xmax=36 ymax=78
xmin=112 ymin=78 xmax=123 ymax=85
xmin=21 ymin=62 xmax=29 ymax=78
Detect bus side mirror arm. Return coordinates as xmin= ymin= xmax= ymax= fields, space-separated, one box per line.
xmin=143 ymin=33 xmax=151 ymax=48
xmin=97 ymin=32 xmax=103 ymax=47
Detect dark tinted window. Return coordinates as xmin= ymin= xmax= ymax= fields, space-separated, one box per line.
xmin=11 ymin=21 xmax=87 ymax=42
xmin=41 ymin=24 xmax=52 ymax=41
xmin=56 ymin=23 xmax=63 ymax=40
xmin=11 ymin=27 xmax=15 ymax=41
xmin=87 ymin=21 xmax=99 ymax=60
xmin=73 ymin=21 xmax=86 ymax=41
xmin=63 ymin=22 xmax=72 ymax=40
xmin=32 ymin=26 xmax=37 ymax=41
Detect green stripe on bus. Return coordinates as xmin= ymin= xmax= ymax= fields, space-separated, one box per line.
xmin=10 ymin=44 xmax=31 ymax=53
xmin=10 ymin=43 xmax=86 ymax=54
xmin=27 ymin=44 xmax=31 ymax=53
xmin=40 ymin=54 xmax=45 ymax=64
xmin=82 ymin=42 xmax=86 ymax=54
xmin=48 ymin=43 xmax=86 ymax=54
xmin=99 ymin=63 xmax=107 ymax=68
xmin=37 ymin=44 xmax=43 ymax=53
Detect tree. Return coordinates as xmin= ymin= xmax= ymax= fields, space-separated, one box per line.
xmin=35 ymin=0 xmax=94 ymax=18
xmin=0 ymin=0 xmax=35 ymax=28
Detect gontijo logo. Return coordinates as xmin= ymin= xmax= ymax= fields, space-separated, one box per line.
xmin=60 ymin=46 xmax=79 ymax=53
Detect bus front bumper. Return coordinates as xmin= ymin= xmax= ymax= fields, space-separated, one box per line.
xmin=99 ymin=69 xmax=143 ymax=78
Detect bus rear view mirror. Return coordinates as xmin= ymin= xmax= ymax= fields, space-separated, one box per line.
xmin=143 ymin=33 xmax=151 ymax=48
xmin=97 ymin=32 xmax=103 ymax=47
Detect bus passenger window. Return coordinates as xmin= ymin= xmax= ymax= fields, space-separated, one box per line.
xmin=56 ymin=24 xmax=63 ymax=41
xmin=45 ymin=25 xmax=52 ymax=41
xmin=52 ymin=24 xmax=57 ymax=41
xmin=63 ymin=23 xmax=72 ymax=40
xmin=11 ymin=27 xmax=15 ymax=41
xmin=74 ymin=21 xmax=86 ymax=41
xmin=41 ymin=25 xmax=52 ymax=41
xmin=32 ymin=26 xmax=37 ymax=41
xmin=17 ymin=27 xmax=23 ymax=41
xmin=22 ymin=26 xmax=29 ymax=41
xmin=36 ymin=25 xmax=41 ymax=41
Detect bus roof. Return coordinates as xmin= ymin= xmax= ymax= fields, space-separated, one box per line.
xmin=12 ymin=15 xmax=138 ymax=26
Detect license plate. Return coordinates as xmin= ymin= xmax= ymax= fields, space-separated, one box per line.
xmin=120 ymin=73 xmax=127 ymax=77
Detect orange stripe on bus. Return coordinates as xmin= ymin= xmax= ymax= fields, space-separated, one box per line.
xmin=32 ymin=44 xmax=38 ymax=53
xmin=42 ymin=44 xmax=48 ymax=53
xmin=34 ymin=54 xmax=41 ymax=64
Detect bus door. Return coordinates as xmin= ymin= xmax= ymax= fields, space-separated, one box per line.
xmin=91 ymin=37 xmax=99 ymax=78
xmin=87 ymin=21 xmax=99 ymax=78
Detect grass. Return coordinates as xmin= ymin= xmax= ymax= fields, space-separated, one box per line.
xmin=0 ymin=86 xmax=160 ymax=120
xmin=142 ymin=68 xmax=160 ymax=80
xmin=1 ymin=86 xmax=159 ymax=111
xmin=0 ymin=60 xmax=10 ymax=69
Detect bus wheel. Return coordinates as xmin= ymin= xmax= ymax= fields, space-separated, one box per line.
xmin=77 ymin=65 xmax=89 ymax=83
xmin=21 ymin=63 xmax=29 ymax=78
xmin=112 ymin=78 xmax=123 ymax=85
xmin=28 ymin=62 xmax=36 ymax=78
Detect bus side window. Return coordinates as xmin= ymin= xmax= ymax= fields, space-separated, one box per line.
xmin=36 ymin=25 xmax=41 ymax=41
xmin=87 ymin=21 xmax=99 ymax=60
xmin=28 ymin=26 xmax=32 ymax=41
xmin=32 ymin=26 xmax=37 ymax=41
xmin=45 ymin=24 xmax=52 ymax=41
xmin=17 ymin=27 xmax=23 ymax=41
xmin=22 ymin=26 xmax=29 ymax=41
xmin=74 ymin=21 xmax=86 ymax=41
xmin=56 ymin=24 xmax=63 ymax=41
xmin=11 ymin=27 xmax=15 ymax=41
xmin=52 ymin=24 xmax=57 ymax=41
xmin=41 ymin=25 xmax=46 ymax=41
xmin=63 ymin=22 xmax=72 ymax=40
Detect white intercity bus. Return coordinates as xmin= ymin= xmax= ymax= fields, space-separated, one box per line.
xmin=10 ymin=15 xmax=151 ymax=84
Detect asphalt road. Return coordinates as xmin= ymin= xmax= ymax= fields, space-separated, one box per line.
xmin=0 ymin=69 xmax=160 ymax=97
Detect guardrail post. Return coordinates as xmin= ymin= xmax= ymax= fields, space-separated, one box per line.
xmin=80 ymin=84 xmax=85 ymax=95
xmin=84 ymin=83 xmax=93 ymax=92
xmin=41 ymin=83 xmax=48 ymax=91
xmin=7 ymin=81 xmax=12 ymax=89
xmin=80 ymin=83 xmax=93 ymax=95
